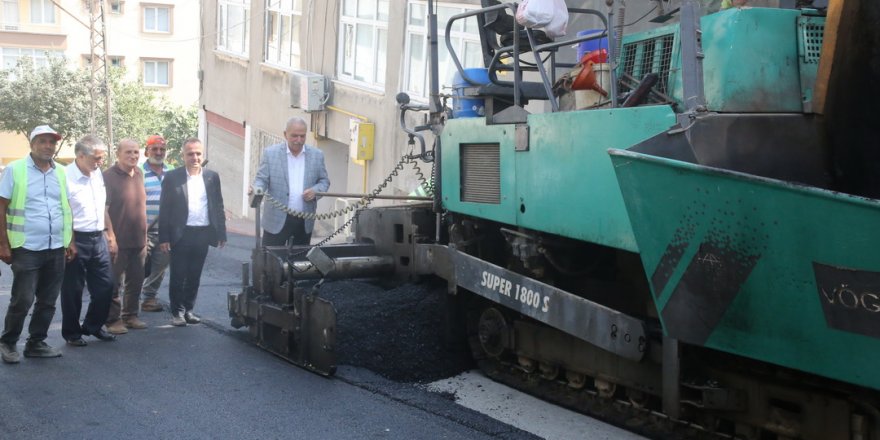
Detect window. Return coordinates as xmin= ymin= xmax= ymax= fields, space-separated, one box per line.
xmin=217 ymin=0 xmax=250 ymax=56
xmin=2 ymin=0 xmax=19 ymax=29
xmin=338 ymin=0 xmax=389 ymax=87
xmin=142 ymin=59 xmax=171 ymax=86
xmin=2 ymin=47 xmax=61 ymax=70
xmin=30 ymin=0 xmax=54 ymax=24
xmin=110 ymin=0 xmax=124 ymax=14
xmin=264 ymin=0 xmax=302 ymax=68
xmin=143 ymin=5 xmax=170 ymax=33
xmin=404 ymin=2 xmax=481 ymax=99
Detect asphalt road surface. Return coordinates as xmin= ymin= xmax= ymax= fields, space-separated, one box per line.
xmin=0 ymin=234 xmax=535 ymax=440
xmin=0 ymin=232 xmax=645 ymax=440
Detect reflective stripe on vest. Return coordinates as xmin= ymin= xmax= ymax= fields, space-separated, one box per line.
xmin=6 ymin=159 xmax=73 ymax=248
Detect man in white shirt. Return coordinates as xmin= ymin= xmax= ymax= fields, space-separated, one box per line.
xmin=60 ymin=135 xmax=118 ymax=346
xmin=158 ymin=139 xmax=227 ymax=326
xmin=252 ymin=117 xmax=330 ymax=246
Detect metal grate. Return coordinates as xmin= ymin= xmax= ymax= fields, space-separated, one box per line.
xmin=797 ymin=15 xmax=826 ymax=113
xmin=460 ymin=143 xmax=501 ymax=204
xmin=620 ymin=32 xmax=676 ymax=96
xmin=799 ymin=19 xmax=824 ymax=64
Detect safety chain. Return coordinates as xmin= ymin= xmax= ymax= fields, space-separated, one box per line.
xmin=263 ymin=152 xmax=434 ymax=263
xmin=261 ymin=153 xmax=431 ymax=222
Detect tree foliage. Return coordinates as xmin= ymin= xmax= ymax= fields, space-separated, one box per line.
xmin=159 ymin=104 xmax=199 ymax=166
xmin=102 ymin=67 xmax=164 ymax=145
xmin=0 ymin=56 xmax=198 ymax=163
xmin=0 ymin=57 xmax=90 ymax=145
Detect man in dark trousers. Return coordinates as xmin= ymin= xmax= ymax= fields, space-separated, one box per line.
xmin=61 ymin=135 xmax=117 ymax=346
xmin=158 ymin=138 xmax=226 ymax=327
xmin=0 ymin=125 xmax=75 ymax=363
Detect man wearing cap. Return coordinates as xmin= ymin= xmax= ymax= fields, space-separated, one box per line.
xmin=140 ymin=134 xmax=172 ymax=312
xmin=103 ymin=139 xmax=148 ymax=333
xmin=60 ymin=134 xmax=118 ymax=346
xmin=0 ymin=125 xmax=74 ymax=363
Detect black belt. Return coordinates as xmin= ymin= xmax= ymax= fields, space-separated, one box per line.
xmin=74 ymin=230 xmax=104 ymax=237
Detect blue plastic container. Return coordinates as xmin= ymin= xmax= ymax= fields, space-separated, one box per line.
xmin=577 ymin=29 xmax=609 ymax=61
xmin=452 ymin=68 xmax=490 ymax=118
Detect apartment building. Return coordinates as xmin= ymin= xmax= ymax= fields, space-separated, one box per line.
xmin=199 ymin=0 xmax=500 ymax=229
xmin=0 ymin=0 xmax=199 ymax=163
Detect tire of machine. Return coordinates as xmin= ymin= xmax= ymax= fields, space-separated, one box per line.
xmin=476 ymin=307 xmax=509 ymax=358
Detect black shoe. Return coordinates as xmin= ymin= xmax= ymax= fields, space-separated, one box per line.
xmin=66 ymin=338 xmax=88 ymax=347
xmin=184 ymin=312 xmax=201 ymax=324
xmin=82 ymin=327 xmax=117 ymax=342
xmin=23 ymin=341 xmax=62 ymax=358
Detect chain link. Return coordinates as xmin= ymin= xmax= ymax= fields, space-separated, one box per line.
xmin=262 ymin=153 xmax=434 ymax=261
xmin=262 ymin=154 xmax=432 ymax=221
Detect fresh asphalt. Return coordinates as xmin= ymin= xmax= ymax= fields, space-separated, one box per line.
xmin=0 ymin=232 xmax=538 ymax=440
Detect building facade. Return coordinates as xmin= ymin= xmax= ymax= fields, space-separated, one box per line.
xmin=200 ymin=0 xmax=499 ymax=234
xmin=0 ymin=0 xmax=199 ymax=163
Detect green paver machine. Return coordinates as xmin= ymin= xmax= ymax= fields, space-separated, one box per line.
xmin=230 ymin=1 xmax=880 ymax=437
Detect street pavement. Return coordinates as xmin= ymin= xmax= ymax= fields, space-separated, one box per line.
xmin=0 ymin=226 xmax=537 ymax=440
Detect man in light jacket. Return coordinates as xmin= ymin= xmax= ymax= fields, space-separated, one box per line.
xmin=252 ymin=117 xmax=330 ymax=246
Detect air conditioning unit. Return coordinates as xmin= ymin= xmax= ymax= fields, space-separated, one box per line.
xmin=289 ymin=70 xmax=326 ymax=112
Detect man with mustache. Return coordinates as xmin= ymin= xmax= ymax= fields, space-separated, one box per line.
xmin=0 ymin=125 xmax=75 ymax=362
xmin=140 ymin=135 xmax=173 ymax=313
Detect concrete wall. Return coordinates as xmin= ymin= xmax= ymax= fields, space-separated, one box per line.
xmin=206 ymin=124 xmax=246 ymax=219
xmin=200 ymin=0 xmax=425 ymax=227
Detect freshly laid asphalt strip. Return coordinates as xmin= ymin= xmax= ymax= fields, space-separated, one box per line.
xmin=317 ymin=279 xmax=474 ymax=383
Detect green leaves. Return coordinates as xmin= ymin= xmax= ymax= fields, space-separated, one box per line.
xmin=0 ymin=56 xmax=90 ymax=145
xmin=0 ymin=56 xmax=197 ymax=164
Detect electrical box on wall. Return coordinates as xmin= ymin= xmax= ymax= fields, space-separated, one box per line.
xmin=349 ymin=120 xmax=374 ymax=162
xmin=289 ymin=71 xmax=325 ymax=112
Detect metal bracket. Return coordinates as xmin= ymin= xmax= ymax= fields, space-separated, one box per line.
xmin=515 ymin=124 xmax=530 ymax=151
xmin=492 ymin=105 xmax=530 ymax=125
xmin=307 ymin=246 xmax=336 ymax=277
xmin=679 ymin=0 xmax=707 ymax=114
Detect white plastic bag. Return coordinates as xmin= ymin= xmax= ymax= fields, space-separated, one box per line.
xmin=516 ymin=0 xmax=554 ymax=28
xmin=515 ymin=0 xmax=569 ymax=39
xmin=542 ymin=5 xmax=568 ymax=39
